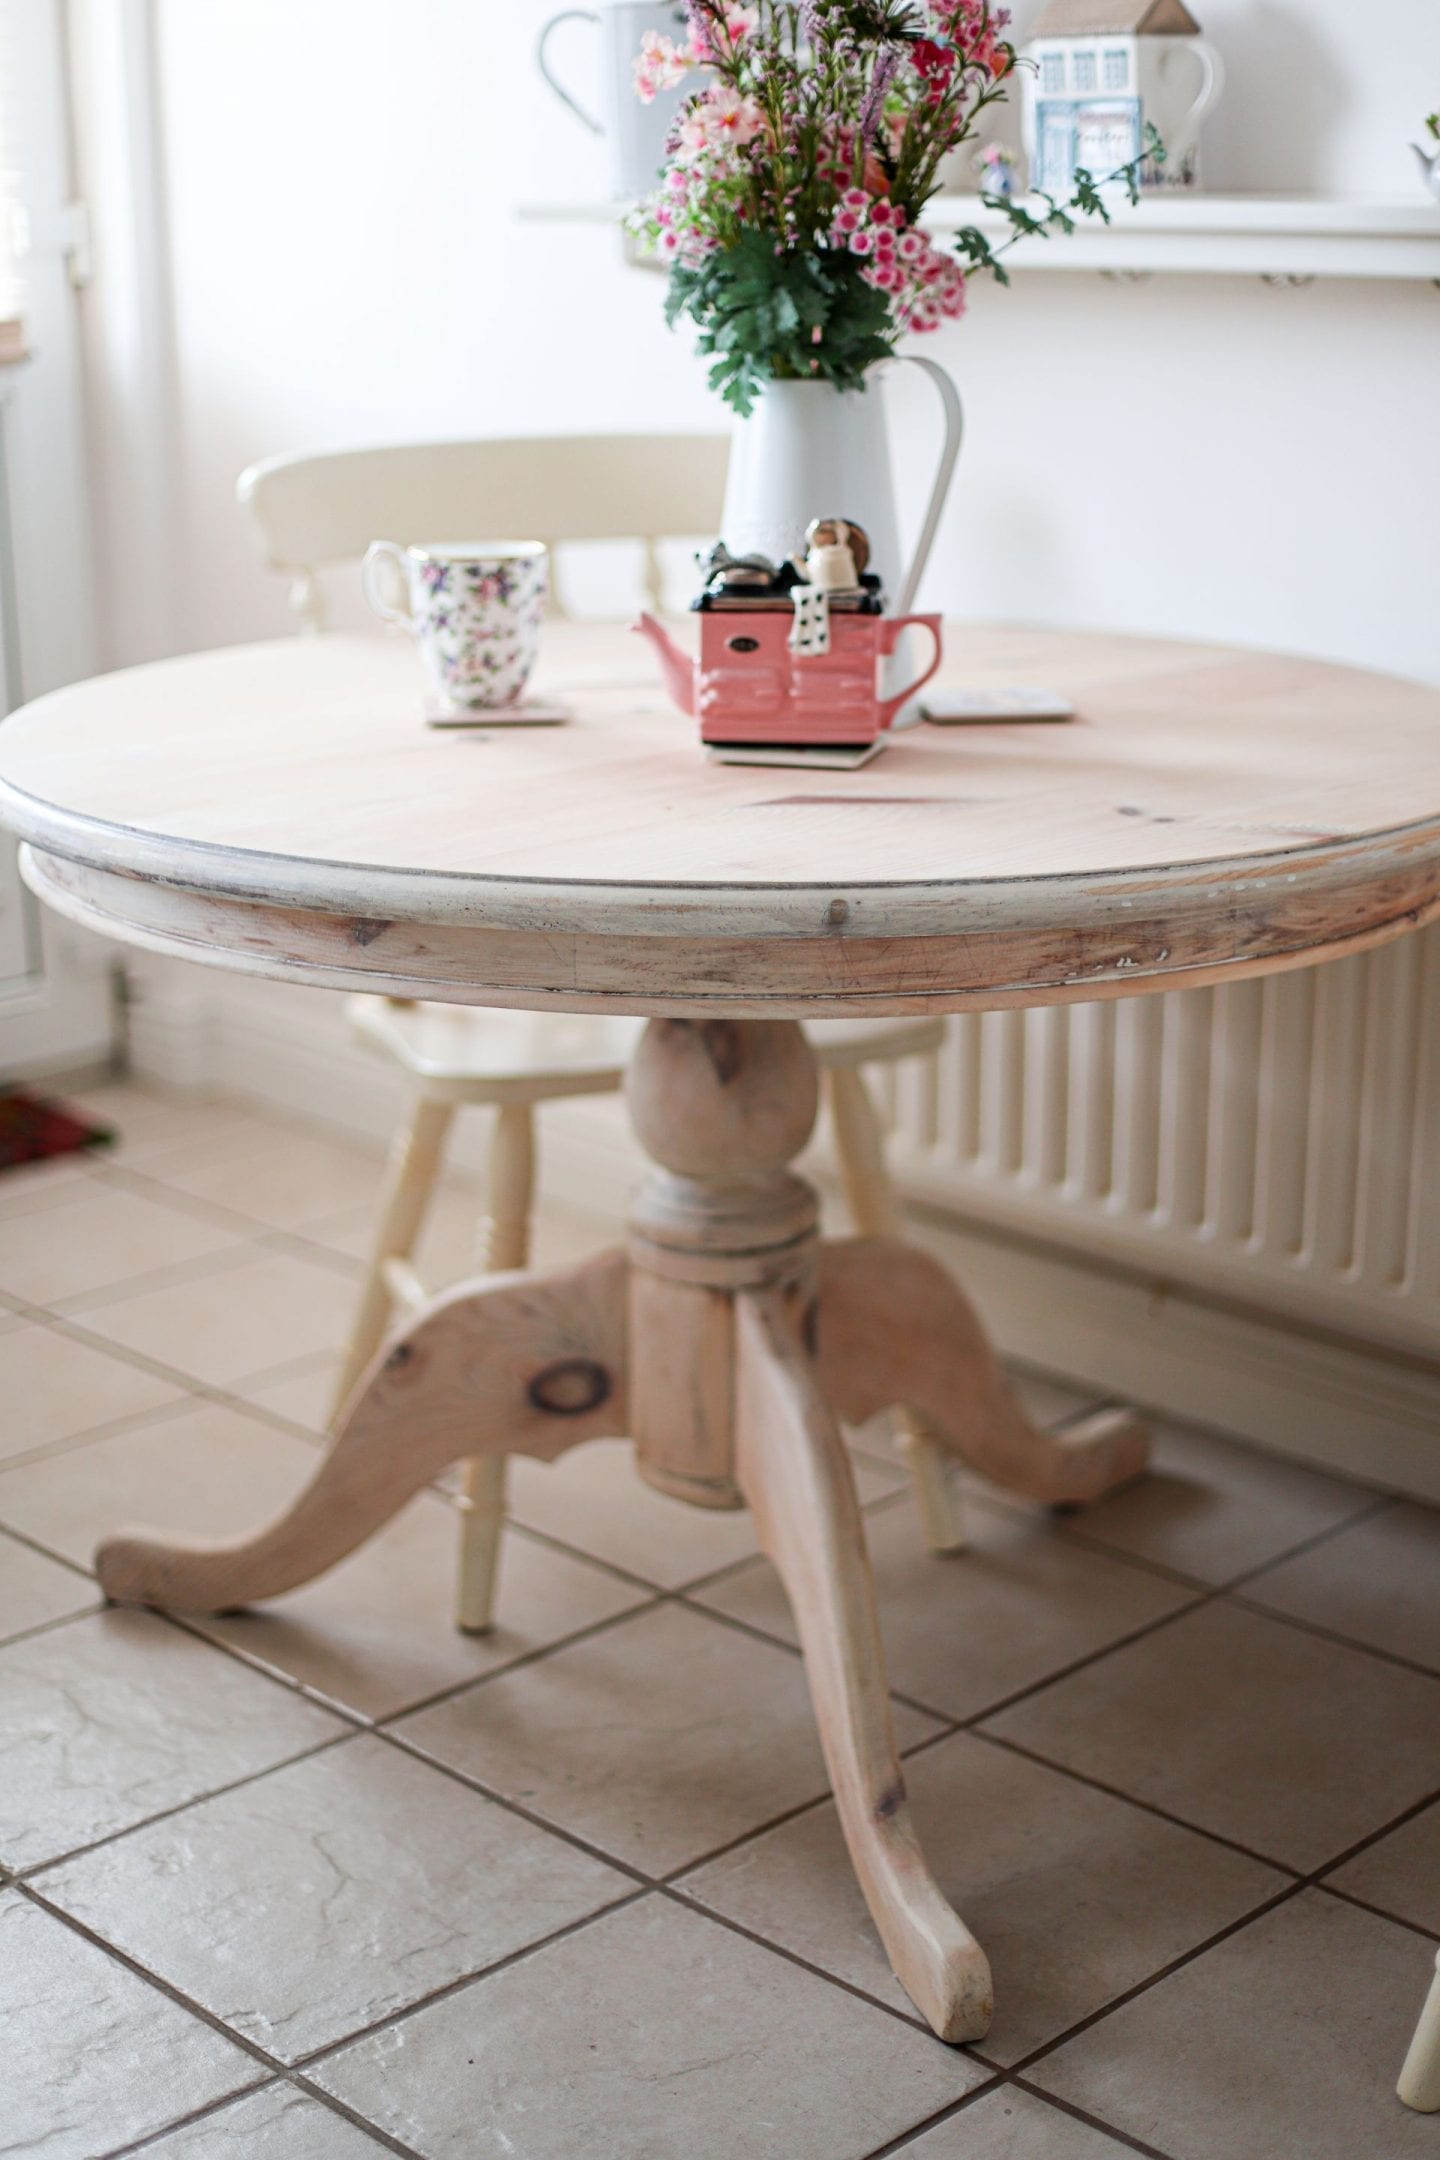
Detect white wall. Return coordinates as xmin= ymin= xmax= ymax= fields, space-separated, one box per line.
xmin=78 ymin=0 xmax=1440 ymax=684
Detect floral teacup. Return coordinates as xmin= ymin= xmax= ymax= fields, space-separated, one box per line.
xmin=362 ymin=540 xmax=549 ymax=714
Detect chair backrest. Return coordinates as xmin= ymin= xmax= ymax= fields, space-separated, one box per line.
xmin=237 ymin=434 xmax=731 ymax=629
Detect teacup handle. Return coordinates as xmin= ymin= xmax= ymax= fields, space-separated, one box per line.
xmin=537 ymin=10 xmax=604 ymax=135
xmin=362 ymin=541 xmax=412 ymax=627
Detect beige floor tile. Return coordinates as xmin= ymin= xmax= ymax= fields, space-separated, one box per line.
xmin=687 ymin=1730 xmax=1284 ymax=2062
xmin=1030 ymin=1890 xmax=1440 ymax=2160
xmin=303 ymin=1183 xmax=616 ymax=1278
xmin=0 ymin=1154 xmax=102 ymax=1221
xmin=1243 ymin=1500 xmax=1440 ymax=1671
xmin=232 ymin=1355 xmax=335 ymax=1433
xmin=0 ymin=1398 xmax=321 ymax=1570
xmin=2 ymin=1608 xmax=343 ymax=1870
xmin=0 ymin=1321 xmax=183 ymax=1463
xmin=93 ymin=1098 xmax=323 ymax=1171
xmin=0 ymin=1529 xmax=99 ymax=1641
xmin=78 ymin=1249 xmax=358 ymax=1385
xmin=1057 ymin=1421 xmax=1374 ymax=1586
xmin=690 ymin=1728 xmax=1286 ymax=2064
xmin=0 ymin=1889 xmax=259 ymax=2158
xmin=397 ymin=1600 xmax=941 ymax=1876
xmin=142 ymin=2084 xmax=394 ymax=2156
xmin=0 ymin=1182 xmax=245 ymax=1308
xmin=984 ymin=1599 xmax=1440 ymax=1871
xmin=42 ymin=1735 xmax=630 ymax=2064
xmin=128 ymin=1127 xmax=386 ymax=1231
xmin=506 ymin=1433 xmax=902 ymax=1590
xmin=199 ymin=1497 xmax=649 ymax=1721
xmin=697 ymin=1494 xmax=1193 ymax=1721
xmin=1328 ymin=1798 xmax=1440 ymax=1936
xmin=895 ymin=2087 xmax=1141 ymax=2158
xmin=316 ymin=1894 xmax=985 ymax=2159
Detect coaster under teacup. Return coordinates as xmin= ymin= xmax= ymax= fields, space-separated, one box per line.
xmin=705 ymin=738 xmax=888 ymax=771
xmin=424 ymin=697 xmax=572 ymax=729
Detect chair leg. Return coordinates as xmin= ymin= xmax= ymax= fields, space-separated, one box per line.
xmin=328 ymin=1093 xmax=455 ymax=1428
xmin=825 ymin=1065 xmax=966 ymax=1554
xmin=455 ymin=1101 xmax=537 ymax=1633
xmin=1399 ymin=1949 xmax=1440 ymax=2112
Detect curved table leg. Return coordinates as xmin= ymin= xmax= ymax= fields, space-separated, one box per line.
xmin=733 ymin=1288 xmax=994 ymax=2045
xmin=815 ymin=1237 xmax=1149 ymax=1506
xmin=97 ymin=1250 xmax=628 ymax=1614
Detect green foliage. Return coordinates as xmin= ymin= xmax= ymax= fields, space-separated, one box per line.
xmin=665 ymin=228 xmax=896 ymax=413
xmin=1428 ymin=111 xmax=1440 ymax=143
xmin=953 ymin=124 xmax=1166 ymax=283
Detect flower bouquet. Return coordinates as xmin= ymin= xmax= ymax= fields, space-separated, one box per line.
xmin=630 ymin=1 xmax=1157 ymax=414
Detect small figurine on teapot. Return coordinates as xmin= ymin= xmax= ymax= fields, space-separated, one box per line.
xmin=634 ymin=517 xmax=942 ymax=751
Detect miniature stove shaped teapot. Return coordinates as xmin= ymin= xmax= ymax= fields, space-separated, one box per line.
xmin=634 ymin=523 xmax=942 ymax=751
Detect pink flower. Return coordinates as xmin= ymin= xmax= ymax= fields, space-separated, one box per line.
xmin=694 ymin=83 xmax=767 ymax=144
xmin=633 ymin=31 xmax=689 ymax=103
xmin=850 ymin=230 xmax=875 ymax=255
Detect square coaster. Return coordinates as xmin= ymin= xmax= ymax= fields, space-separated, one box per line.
xmin=424 ymin=698 xmax=571 ymax=728
xmin=705 ymin=739 xmax=888 ymax=771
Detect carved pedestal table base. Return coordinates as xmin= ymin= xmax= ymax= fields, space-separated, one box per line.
xmin=96 ymin=1018 xmax=1148 ymax=2045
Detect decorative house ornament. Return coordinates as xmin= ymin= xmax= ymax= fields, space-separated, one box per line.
xmin=1023 ymin=0 xmax=1223 ymax=196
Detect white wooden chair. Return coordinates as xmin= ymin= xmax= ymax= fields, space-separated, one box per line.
xmin=237 ymin=436 xmax=958 ymax=1633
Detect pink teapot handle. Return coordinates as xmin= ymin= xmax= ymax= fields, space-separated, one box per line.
xmin=878 ymin=614 xmax=943 ymax=729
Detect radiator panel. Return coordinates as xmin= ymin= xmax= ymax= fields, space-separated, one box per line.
xmin=882 ymin=925 xmax=1440 ymax=1360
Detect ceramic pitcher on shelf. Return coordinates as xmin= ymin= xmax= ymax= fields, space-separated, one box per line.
xmin=538 ymin=1 xmax=695 ymax=202
xmin=720 ymin=357 xmax=963 ymax=617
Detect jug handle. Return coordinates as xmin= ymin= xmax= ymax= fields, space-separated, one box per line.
xmin=894 ymin=357 xmax=964 ymax=616
xmin=1158 ymin=40 xmax=1225 ymax=172
xmin=878 ymin=614 xmax=943 ymax=729
xmin=537 ymin=9 xmax=604 ymax=135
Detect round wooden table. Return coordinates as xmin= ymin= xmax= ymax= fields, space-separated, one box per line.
xmin=4 ymin=621 xmax=1439 ymax=2047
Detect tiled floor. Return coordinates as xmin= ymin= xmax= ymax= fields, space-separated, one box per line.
xmin=1 ymin=1081 xmax=1438 ymax=2159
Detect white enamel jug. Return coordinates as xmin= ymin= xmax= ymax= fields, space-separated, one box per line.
xmin=538 ymin=1 xmax=695 ymax=202
xmin=719 ymin=358 xmax=963 ymax=615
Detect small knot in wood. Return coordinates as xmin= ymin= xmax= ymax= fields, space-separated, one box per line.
xmin=528 ymin=1358 xmax=612 ymax=1417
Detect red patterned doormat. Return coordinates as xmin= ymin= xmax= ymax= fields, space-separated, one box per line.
xmin=0 ymin=1091 xmax=116 ymax=1172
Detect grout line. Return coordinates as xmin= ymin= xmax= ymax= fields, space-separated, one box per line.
xmin=970 ymin=1727 xmax=1302 ymax=1879
xmin=1316 ymin=1880 xmax=1440 ymax=1946
xmin=0 ymin=1516 xmax=107 ymax=1586
xmin=0 ymin=1385 xmax=209 ymax=1479
xmin=97 ymin=2078 xmax=288 ymax=2160
xmin=278 ymin=2075 xmax=430 ymax=2160
xmin=1224 ymin=1587 xmax=1440 ymax=1686
xmin=20 ymin=1727 xmax=361 ymax=1884
xmin=49 ymin=1238 xmax=272 ymax=1320
xmin=16 ymin=1875 xmax=294 ymax=2076
xmin=1002 ymin=1879 xmax=1307 ymax=2084
xmin=0 ymin=1594 xmax=105 ymax=1655
xmin=289 ymin=1885 xmax=654 ymax=2077
xmin=1009 ymin=2077 xmax=1181 ymax=2160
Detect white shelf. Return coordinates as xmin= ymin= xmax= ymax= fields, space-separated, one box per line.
xmin=520 ymin=193 xmax=1440 ymax=282
xmin=923 ymin=192 xmax=1440 ymax=281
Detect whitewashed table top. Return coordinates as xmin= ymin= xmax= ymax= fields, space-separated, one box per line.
xmin=3 ymin=621 xmax=1438 ymax=1018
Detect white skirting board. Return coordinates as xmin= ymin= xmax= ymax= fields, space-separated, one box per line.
xmin=123 ymin=955 xmax=1440 ymax=1505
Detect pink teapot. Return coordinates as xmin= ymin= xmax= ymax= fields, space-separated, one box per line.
xmin=634 ymin=604 xmax=942 ymax=750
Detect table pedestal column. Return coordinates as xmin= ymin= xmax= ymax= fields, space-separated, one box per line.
xmin=94 ymin=1016 xmax=1149 ymax=2045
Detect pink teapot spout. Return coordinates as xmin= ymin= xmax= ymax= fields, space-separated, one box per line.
xmin=633 ymin=612 xmax=696 ymax=717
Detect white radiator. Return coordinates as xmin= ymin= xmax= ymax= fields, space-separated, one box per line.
xmin=881 ymin=925 xmax=1440 ymax=1365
